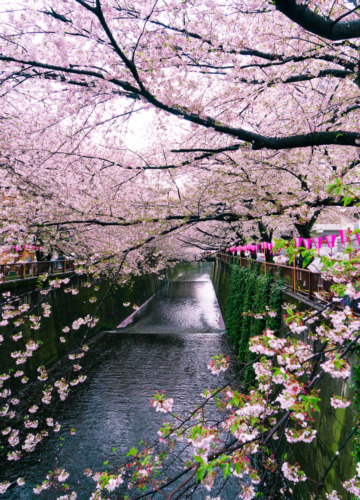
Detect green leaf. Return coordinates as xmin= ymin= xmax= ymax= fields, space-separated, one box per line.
xmin=343 ymin=196 xmax=353 ymax=207
xmin=223 ymin=462 xmax=232 ymax=479
xmin=126 ymin=447 xmax=138 ymax=457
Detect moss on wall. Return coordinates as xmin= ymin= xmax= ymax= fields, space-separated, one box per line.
xmin=224 ymin=264 xmax=284 ymax=383
xmin=0 ymin=272 xmax=162 ymax=381
xmin=352 ymin=363 xmax=360 ymax=462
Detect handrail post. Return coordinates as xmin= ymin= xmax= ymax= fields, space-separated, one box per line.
xmin=293 ymin=259 xmax=296 ymax=294
xmin=309 ymin=272 xmax=313 ymax=299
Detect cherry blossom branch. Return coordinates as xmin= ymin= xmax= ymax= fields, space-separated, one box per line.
xmin=316 ymin=420 xmax=360 ymax=498
xmin=1 ymin=63 xmax=360 ymax=150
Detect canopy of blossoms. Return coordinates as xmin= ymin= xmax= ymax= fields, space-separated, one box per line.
xmin=0 ymin=0 xmax=359 ymax=266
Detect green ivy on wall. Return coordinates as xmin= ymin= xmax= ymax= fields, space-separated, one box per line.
xmin=352 ymin=364 xmax=360 ymax=462
xmin=225 ymin=264 xmax=284 ymax=384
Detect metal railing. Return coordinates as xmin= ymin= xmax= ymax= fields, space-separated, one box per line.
xmin=219 ymin=253 xmax=332 ymax=300
xmin=0 ymin=259 xmax=75 ymax=281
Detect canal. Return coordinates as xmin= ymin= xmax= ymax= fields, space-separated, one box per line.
xmin=2 ymin=263 xmax=240 ymax=498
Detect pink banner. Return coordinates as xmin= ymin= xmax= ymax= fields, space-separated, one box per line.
xmin=339 ymin=229 xmax=352 ymax=245
xmin=303 ymin=239 xmax=312 ymax=249
xmin=324 ymin=235 xmax=336 ymax=249
xmin=312 ymin=237 xmax=323 ymax=250
xmin=294 ymin=237 xmax=303 ymax=248
xmin=356 ymin=234 xmax=360 ymax=247
xmin=324 ymin=234 xmax=337 ymax=256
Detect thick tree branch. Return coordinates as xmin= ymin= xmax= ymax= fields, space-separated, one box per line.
xmin=275 ymin=0 xmax=360 ymax=40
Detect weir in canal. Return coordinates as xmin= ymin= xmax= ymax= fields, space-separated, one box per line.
xmin=2 ymin=262 xmax=240 ymax=498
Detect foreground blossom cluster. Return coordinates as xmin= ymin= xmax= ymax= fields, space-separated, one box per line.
xmin=0 ymin=266 xmax=101 ymax=497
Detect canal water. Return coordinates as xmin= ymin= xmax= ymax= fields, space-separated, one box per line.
xmin=2 ymin=263 xmax=240 ymax=498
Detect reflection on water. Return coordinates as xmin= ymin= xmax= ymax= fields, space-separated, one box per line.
xmin=120 ymin=278 xmax=225 ymax=334
xmin=2 ymin=264 xmax=238 ymax=498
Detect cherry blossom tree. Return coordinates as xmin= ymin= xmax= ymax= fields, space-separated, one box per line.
xmin=1 ymin=1 xmax=360 ymax=498
xmin=0 ymin=0 xmax=360 ymax=254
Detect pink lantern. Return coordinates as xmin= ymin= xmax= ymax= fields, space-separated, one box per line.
xmin=255 ymin=245 xmax=260 ymax=251
xmin=268 ymin=243 xmax=274 ymax=252
xmin=294 ymin=237 xmax=303 ymax=248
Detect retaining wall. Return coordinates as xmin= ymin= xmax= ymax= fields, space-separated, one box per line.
xmin=210 ymin=257 xmax=357 ymax=498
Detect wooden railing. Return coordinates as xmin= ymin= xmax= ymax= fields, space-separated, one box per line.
xmin=219 ymin=253 xmax=332 ymax=300
xmin=0 ymin=259 xmax=75 ymax=281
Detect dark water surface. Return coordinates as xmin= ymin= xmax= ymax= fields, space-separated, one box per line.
xmin=2 ymin=264 xmax=239 ymax=498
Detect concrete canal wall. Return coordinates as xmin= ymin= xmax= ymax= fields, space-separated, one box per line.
xmin=0 ymin=270 xmax=165 ymax=376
